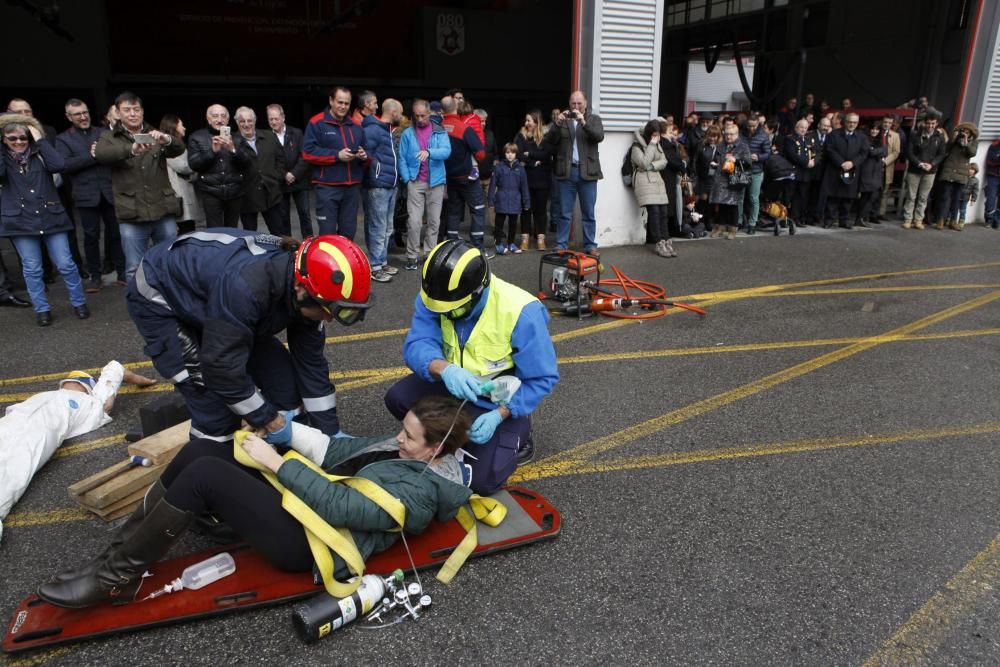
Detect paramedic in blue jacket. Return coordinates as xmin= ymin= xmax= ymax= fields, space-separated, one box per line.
xmin=127 ymin=230 xmax=374 ymax=443
xmin=384 ymin=240 xmax=558 ymax=493
xmin=361 ymin=98 xmax=402 ymax=282
xmin=302 ymin=86 xmax=368 ymax=240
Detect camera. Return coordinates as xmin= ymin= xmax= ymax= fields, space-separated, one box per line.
xmin=219 ymin=126 xmax=231 ymax=139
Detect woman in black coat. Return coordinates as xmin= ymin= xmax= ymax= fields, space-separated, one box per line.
xmin=515 ymin=110 xmax=553 ymax=250
xmin=0 ymin=116 xmax=87 ymax=326
xmin=856 ymin=124 xmax=888 ymax=226
xmin=694 ymin=125 xmax=722 ymax=233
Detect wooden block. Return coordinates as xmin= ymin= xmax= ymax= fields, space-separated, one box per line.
xmin=127 ymin=420 xmax=191 ymax=465
xmin=102 ymin=501 xmax=141 ymax=522
xmin=68 ymin=459 xmax=136 ymax=498
xmin=79 ymin=463 xmax=165 ymax=510
xmin=75 ymin=486 xmax=148 ymax=519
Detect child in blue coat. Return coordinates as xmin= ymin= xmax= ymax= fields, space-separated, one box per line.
xmin=488 ymin=143 xmax=531 ymax=255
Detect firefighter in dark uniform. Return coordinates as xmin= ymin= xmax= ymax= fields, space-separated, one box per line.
xmin=126 ymin=229 xmax=373 ymax=443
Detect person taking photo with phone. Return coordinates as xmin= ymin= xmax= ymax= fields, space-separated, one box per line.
xmin=95 ymin=91 xmax=184 ymax=282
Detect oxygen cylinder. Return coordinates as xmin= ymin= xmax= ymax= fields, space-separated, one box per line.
xmin=291 ymin=570 xmax=403 ymax=643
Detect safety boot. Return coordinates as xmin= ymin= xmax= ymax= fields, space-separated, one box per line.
xmin=48 ymin=480 xmax=167 ymax=584
xmin=901 ymin=219 xmax=912 ymax=229
xmin=935 ymin=218 xmax=948 ymax=231
xmin=913 ymin=219 xmax=925 ymax=230
xmin=38 ymin=498 xmax=193 ymax=609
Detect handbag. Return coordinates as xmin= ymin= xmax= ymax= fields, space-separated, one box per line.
xmin=728 ymin=160 xmax=750 ymax=187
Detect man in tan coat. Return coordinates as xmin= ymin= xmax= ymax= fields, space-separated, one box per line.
xmin=877 ymin=114 xmax=901 ymax=220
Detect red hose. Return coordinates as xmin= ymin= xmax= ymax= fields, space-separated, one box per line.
xmin=594 ymin=264 xmax=704 ymax=319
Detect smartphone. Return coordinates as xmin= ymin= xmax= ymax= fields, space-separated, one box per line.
xmin=133 ymin=133 xmax=155 ymax=144
xmin=219 ymin=126 xmax=231 ymax=138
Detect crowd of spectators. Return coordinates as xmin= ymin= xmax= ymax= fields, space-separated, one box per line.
xmin=622 ymin=93 xmax=996 ymax=259
xmin=2 ymin=88 xmax=998 ymax=323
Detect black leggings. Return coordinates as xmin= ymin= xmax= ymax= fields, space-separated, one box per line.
xmin=494 ymin=213 xmax=520 ymax=245
xmin=161 ymin=439 xmax=313 ymax=572
xmin=645 ymin=204 xmax=669 ymax=242
xmin=522 ymin=187 xmax=550 ymax=236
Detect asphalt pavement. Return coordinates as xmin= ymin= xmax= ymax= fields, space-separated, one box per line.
xmin=2 ymin=219 xmax=1000 ymax=665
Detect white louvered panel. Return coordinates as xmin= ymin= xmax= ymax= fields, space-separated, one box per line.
xmin=980 ymin=36 xmax=1000 ymax=135
xmin=594 ymin=0 xmax=663 ymax=131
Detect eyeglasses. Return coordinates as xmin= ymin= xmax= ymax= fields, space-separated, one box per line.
xmin=4 ymin=136 xmax=28 ymax=142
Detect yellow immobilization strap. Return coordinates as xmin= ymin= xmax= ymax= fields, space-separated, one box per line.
xmin=435 ymin=495 xmax=507 ymax=584
xmin=233 ymin=432 xmax=405 ymax=598
xmin=234 ymin=432 xmax=507 ymax=592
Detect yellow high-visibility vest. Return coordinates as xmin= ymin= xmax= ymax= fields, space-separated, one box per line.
xmin=440 ymin=277 xmax=536 ymax=377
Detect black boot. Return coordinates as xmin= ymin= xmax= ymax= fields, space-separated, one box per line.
xmin=517 ymin=432 xmax=535 ymax=465
xmin=48 ymin=481 xmax=166 ymax=584
xmin=38 ymin=498 xmax=192 ymax=609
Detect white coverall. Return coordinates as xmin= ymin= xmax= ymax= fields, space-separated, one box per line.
xmin=0 ymin=361 xmax=125 ymax=542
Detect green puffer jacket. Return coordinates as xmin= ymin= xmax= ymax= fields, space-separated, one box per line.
xmin=276 ymin=434 xmax=472 ymax=579
xmin=95 ymin=122 xmax=183 ymax=222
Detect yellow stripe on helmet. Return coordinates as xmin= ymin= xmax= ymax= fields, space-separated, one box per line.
xmin=317 ymin=241 xmax=353 ymax=300
xmin=448 ymin=248 xmax=481 ymax=292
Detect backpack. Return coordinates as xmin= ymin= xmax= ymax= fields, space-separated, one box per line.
xmin=621 ymin=141 xmax=640 ymax=187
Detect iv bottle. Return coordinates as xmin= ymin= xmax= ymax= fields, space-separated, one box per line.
xmin=171 ymin=552 xmax=236 ymax=592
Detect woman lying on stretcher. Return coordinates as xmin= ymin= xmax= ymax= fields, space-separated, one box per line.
xmin=39 ymin=395 xmax=473 ymax=609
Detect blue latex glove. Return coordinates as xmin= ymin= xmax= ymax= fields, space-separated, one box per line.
xmin=333 ymin=430 xmax=355 ymax=439
xmin=441 ymin=364 xmax=481 ymax=402
xmin=263 ymin=411 xmax=294 ymax=446
xmin=469 ymin=409 xmax=504 ymax=444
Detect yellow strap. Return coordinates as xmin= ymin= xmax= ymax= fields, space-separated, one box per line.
xmin=233 ymin=432 xmax=405 ymax=597
xmin=436 ymin=495 xmax=507 ymax=584
xmin=234 ymin=432 xmax=505 ymax=592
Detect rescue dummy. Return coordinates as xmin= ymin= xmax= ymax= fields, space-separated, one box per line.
xmin=0 ymin=362 xmax=155 ymax=542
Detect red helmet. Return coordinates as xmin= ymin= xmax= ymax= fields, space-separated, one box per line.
xmin=294 ymin=235 xmax=373 ymax=325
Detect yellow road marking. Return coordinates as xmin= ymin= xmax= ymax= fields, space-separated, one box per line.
xmin=2 ymin=648 xmax=73 ymax=667
xmin=4 ymin=261 xmax=997 ymax=390
xmin=4 ymin=507 xmax=91 ymax=527
xmin=752 ymin=284 xmax=1000 ymax=297
xmin=0 ymin=328 xmax=411 ymax=388
xmin=6 ymin=326 xmax=1000 ymax=406
xmin=862 ymin=532 xmax=1000 ymax=666
xmin=513 ymin=421 xmax=1000 ymax=481
xmin=677 ymin=261 xmax=1000 ymax=301
xmin=12 ymin=420 xmax=1000 ymax=529
xmin=53 ymin=434 xmax=125 ymax=459
xmin=557 ymin=328 xmax=1000 ymax=365
xmin=520 ymin=290 xmax=1000 ymax=477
